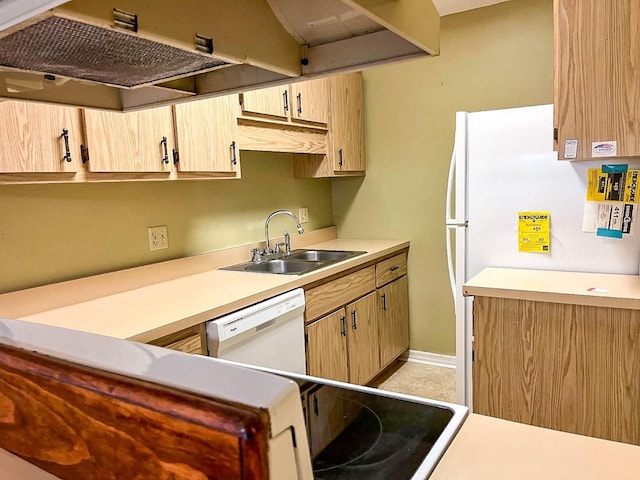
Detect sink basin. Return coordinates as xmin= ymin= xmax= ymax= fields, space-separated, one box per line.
xmin=220 ymin=249 xmax=367 ymax=275
xmin=245 ymin=259 xmax=323 ymax=274
xmin=287 ymin=249 xmax=363 ymax=262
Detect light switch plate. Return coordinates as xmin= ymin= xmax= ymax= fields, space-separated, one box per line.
xmin=299 ymin=207 xmax=309 ymax=224
xmin=148 ymin=226 xmax=169 ymax=251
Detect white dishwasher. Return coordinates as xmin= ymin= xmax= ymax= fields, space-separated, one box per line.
xmin=206 ymin=288 xmax=306 ymax=374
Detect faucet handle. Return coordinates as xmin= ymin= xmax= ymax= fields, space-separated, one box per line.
xmin=251 ymin=248 xmax=262 ymax=263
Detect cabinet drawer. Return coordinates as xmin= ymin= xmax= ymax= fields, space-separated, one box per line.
xmin=148 ymin=325 xmax=205 ymax=355
xmin=305 ymin=266 xmax=375 ymax=322
xmin=375 ymin=253 xmax=407 ymax=287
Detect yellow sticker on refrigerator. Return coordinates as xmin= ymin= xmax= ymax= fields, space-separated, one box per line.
xmin=518 ymin=211 xmax=550 ymax=253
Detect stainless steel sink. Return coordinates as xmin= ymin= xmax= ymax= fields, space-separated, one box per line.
xmin=221 ymin=249 xmax=367 ymax=275
xmin=245 ymin=259 xmax=324 ymax=274
xmin=287 ymin=249 xmax=361 ymax=262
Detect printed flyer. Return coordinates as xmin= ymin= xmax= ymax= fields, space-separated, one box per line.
xmin=518 ymin=211 xmax=550 ymax=253
xmin=583 ymin=165 xmax=638 ymax=238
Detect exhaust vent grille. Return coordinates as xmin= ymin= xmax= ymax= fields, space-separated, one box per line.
xmin=0 ymin=16 xmax=227 ymax=87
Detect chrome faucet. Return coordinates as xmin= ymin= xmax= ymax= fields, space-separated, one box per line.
xmin=263 ymin=210 xmax=304 ymax=256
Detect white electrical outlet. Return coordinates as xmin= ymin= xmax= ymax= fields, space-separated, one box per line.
xmin=299 ymin=207 xmax=309 ymax=224
xmin=148 ymin=226 xmax=169 ymax=251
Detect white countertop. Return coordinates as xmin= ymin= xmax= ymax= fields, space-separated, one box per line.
xmin=464 ymin=267 xmax=640 ymax=309
xmin=0 ymin=228 xmax=409 ymax=342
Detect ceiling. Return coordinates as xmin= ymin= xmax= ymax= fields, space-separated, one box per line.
xmin=433 ymin=0 xmax=511 ymax=16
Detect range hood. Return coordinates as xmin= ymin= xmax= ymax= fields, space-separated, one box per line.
xmin=0 ymin=0 xmax=439 ymax=111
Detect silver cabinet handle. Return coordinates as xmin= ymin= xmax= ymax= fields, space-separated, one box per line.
xmin=340 ymin=316 xmax=346 ymax=337
xmin=338 ymin=148 xmax=344 ymax=167
xmin=297 ymin=92 xmax=302 ymax=115
xmin=351 ymin=310 xmax=357 ymax=330
xmin=283 ymin=90 xmax=289 ymax=113
xmin=382 ymin=293 xmax=387 ymax=311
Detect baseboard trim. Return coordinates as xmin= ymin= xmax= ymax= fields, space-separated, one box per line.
xmin=400 ymin=350 xmax=456 ymax=369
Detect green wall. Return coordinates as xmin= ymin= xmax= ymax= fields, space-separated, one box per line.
xmin=0 ymin=151 xmax=333 ymax=293
xmin=332 ymin=0 xmax=554 ymax=354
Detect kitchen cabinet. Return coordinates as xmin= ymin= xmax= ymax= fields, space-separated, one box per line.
xmin=376 ymin=252 xmax=410 ymax=368
xmin=472 ymin=295 xmax=640 ymax=445
xmin=82 ymin=106 xmax=175 ymax=172
xmin=173 ymin=95 xmax=239 ymax=175
xmin=304 ymin=251 xmax=409 ymax=385
xmin=305 ymin=309 xmax=349 ymax=382
xmin=0 ymin=100 xmax=83 ymax=174
xmin=304 ymin=267 xmax=378 ymax=385
xmin=554 ymin=0 xmax=640 ymax=160
xmin=240 ymin=85 xmax=288 ymax=120
xmin=290 ymin=78 xmax=329 ymax=125
xmin=293 ymin=72 xmax=365 ymax=177
xmin=305 ymin=384 xmax=362 ymax=459
xmin=378 ymin=276 xmax=409 ymax=368
xmin=240 ymin=78 xmax=329 ymax=125
xmin=345 ymin=292 xmax=380 ymax=385
xmin=147 ymin=324 xmax=206 ymax=355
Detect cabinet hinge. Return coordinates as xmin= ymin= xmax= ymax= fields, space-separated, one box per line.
xmin=80 ymin=144 xmax=90 ymax=164
xmin=553 ymin=127 xmax=558 ymax=141
xmin=172 ymin=149 xmax=180 ymax=165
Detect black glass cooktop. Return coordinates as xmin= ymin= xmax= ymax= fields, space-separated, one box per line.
xmin=295 ymin=380 xmax=455 ymax=480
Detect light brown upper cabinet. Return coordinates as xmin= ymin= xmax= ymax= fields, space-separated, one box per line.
xmin=240 ymin=85 xmax=289 ymax=120
xmin=290 ymin=78 xmax=329 ymax=125
xmin=293 ymin=72 xmax=365 ymax=178
xmin=240 ymin=78 xmax=329 ymax=125
xmin=82 ymin=107 xmax=175 ymax=172
xmin=328 ymin=72 xmax=365 ymax=172
xmin=173 ymin=96 xmax=239 ymax=175
xmin=554 ymin=0 xmax=640 ymax=160
xmin=0 ymin=101 xmax=83 ymax=174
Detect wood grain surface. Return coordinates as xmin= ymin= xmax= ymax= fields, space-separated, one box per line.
xmin=327 ymin=72 xmax=365 ymax=171
xmin=375 ymin=252 xmax=407 ymax=288
xmin=378 ymin=275 xmax=409 ymax=368
xmin=554 ymin=0 xmax=640 ymax=159
xmin=346 ymin=292 xmax=379 ymax=385
xmin=473 ymin=296 xmax=640 ymax=444
xmin=0 ymin=101 xmax=83 ymax=173
xmin=304 ymin=266 xmax=376 ymax=322
xmin=0 ymin=343 xmax=270 ymax=479
xmin=83 ymin=107 xmax=174 ymax=172
xmin=305 ymin=309 xmax=349 ymax=382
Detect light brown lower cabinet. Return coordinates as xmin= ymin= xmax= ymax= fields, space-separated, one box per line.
xmin=305 ymin=308 xmax=349 ymax=382
xmin=305 ymin=293 xmax=379 ymax=385
xmin=147 ymin=324 xmax=206 ymax=355
xmin=304 ymin=252 xmax=410 ymax=385
xmin=378 ymin=275 xmax=409 ymax=368
xmin=473 ymin=296 xmax=640 ymax=445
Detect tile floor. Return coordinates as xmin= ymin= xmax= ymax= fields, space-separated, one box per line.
xmin=371 ymin=360 xmax=457 ymax=403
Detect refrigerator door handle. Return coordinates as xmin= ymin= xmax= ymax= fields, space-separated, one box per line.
xmin=445 ymin=148 xmax=456 ymax=224
xmin=446 ymin=224 xmax=457 ymax=301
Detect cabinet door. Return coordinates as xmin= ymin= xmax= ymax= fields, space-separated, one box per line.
xmin=307 ymin=385 xmax=362 ymax=458
xmin=83 ymin=107 xmax=174 ymax=172
xmin=0 ymin=101 xmax=82 ymax=173
xmin=305 ymin=309 xmax=349 ymax=382
xmin=346 ymin=292 xmax=379 ymax=385
xmin=174 ymin=96 xmax=239 ymax=173
xmin=378 ymin=276 xmax=409 ymax=368
xmin=290 ymin=78 xmax=328 ymax=124
xmin=328 ymin=72 xmax=365 ymax=172
xmin=240 ymin=85 xmax=288 ymax=119
xmin=554 ymin=0 xmax=640 ymax=160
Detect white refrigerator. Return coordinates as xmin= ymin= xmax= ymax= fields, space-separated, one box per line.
xmin=446 ymin=104 xmax=640 ymax=407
